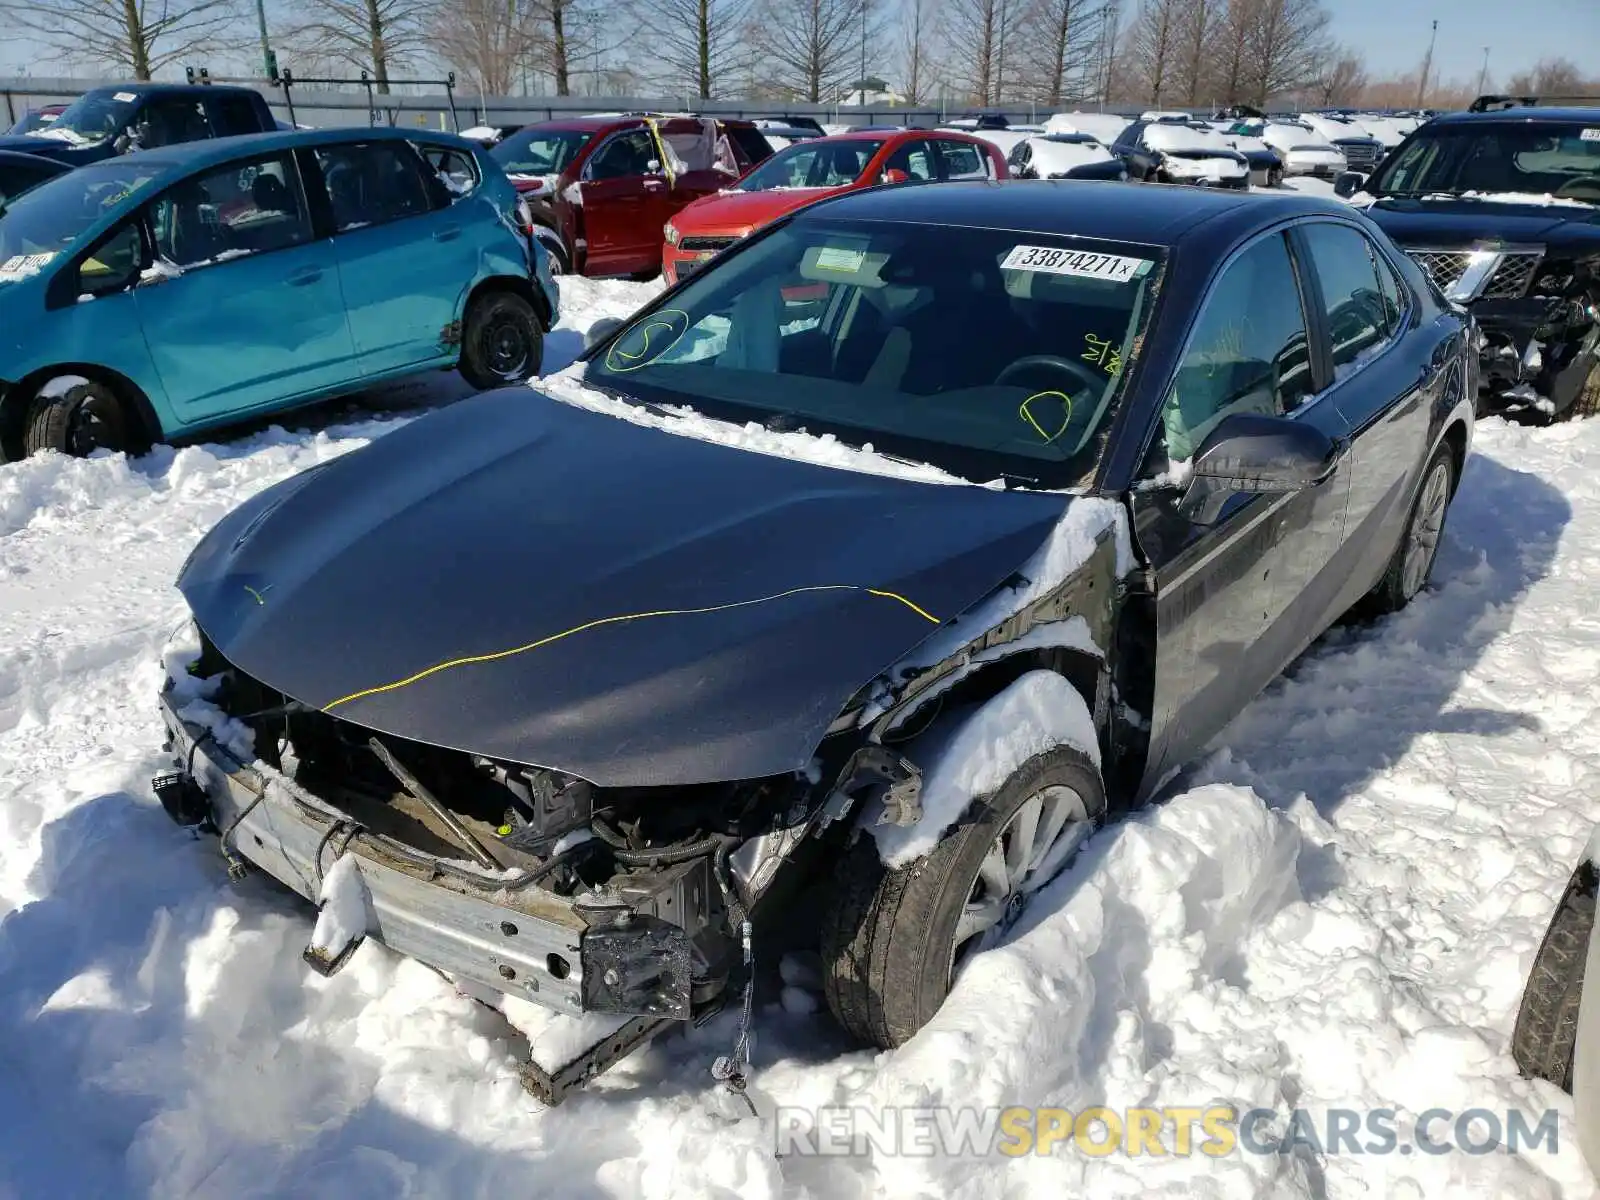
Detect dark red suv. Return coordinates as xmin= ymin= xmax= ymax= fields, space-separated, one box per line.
xmin=490 ymin=115 xmax=773 ymax=278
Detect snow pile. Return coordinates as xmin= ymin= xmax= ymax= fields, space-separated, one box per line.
xmin=870 ymin=670 xmax=1099 ymax=866
xmin=0 ymin=271 xmax=1599 ymax=1196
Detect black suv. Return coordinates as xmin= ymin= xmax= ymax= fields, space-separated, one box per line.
xmin=1339 ymin=96 xmax=1600 ymax=419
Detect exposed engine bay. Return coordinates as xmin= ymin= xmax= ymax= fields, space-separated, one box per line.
xmin=1473 ymin=259 xmax=1600 ymax=415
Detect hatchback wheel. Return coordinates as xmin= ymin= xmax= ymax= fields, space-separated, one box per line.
xmin=1513 ymin=860 xmax=1597 ymax=1092
xmin=459 ymin=292 xmax=544 ymax=389
xmin=822 ymin=743 xmax=1104 ymax=1048
xmin=23 ymin=379 xmax=132 ymax=458
xmin=1367 ymin=444 xmax=1454 ymax=614
xmin=1268 ymin=166 xmax=1284 ymax=187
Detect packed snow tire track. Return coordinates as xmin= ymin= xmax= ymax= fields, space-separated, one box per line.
xmin=1 ymin=271 xmax=1600 ymax=1197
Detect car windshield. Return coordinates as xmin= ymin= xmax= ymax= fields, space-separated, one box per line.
xmin=490 ymin=128 xmax=593 ymax=176
xmin=9 ymin=110 xmax=59 ymax=136
xmin=29 ymin=92 xmax=136 ymax=145
xmin=736 ymin=140 xmax=886 ymax=191
xmin=584 ymin=217 xmax=1165 ymax=486
xmin=1368 ymin=122 xmax=1600 ymax=202
xmin=0 ymin=161 xmax=161 ymax=263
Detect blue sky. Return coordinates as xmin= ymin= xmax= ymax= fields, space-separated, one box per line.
xmin=0 ymin=0 xmax=1595 ymax=88
xmin=1328 ymin=0 xmax=1600 ymax=82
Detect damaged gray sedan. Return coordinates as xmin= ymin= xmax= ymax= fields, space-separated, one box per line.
xmin=154 ymin=182 xmax=1473 ymax=1101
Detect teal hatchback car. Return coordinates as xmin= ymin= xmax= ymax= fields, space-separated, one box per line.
xmin=0 ymin=127 xmax=559 ymax=458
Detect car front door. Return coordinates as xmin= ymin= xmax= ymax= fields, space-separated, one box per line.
xmin=134 ymin=150 xmax=356 ymax=423
xmin=1113 ymin=121 xmax=1150 ymax=176
xmin=1297 ymin=220 xmax=1452 ymax=615
xmin=309 ymin=139 xmax=470 ymax=375
xmin=576 ymin=127 xmax=667 ymax=275
xmin=1130 ymin=228 xmax=1354 ymax=791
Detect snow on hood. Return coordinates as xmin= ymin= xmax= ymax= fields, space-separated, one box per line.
xmin=1145 ymin=124 xmax=1235 ymax=154
xmin=1025 ymin=136 xmax=1115 ymax=175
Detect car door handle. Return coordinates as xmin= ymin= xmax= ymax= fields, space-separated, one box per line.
xmin=433 ymin=227 xmax=463 ymax=242
xmin=286 ymin=267 xmax=323 ymax=287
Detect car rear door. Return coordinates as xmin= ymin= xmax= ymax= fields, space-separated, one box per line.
xmin=308 ymin=138 xmax=472 ymax=375
xmin=1297 ymin=220 xmax=1450 ymax=613
xmin=575 ymin=126 xmax=667 ymax=275
xmin=932 ymin=137 xmax=996 ymax=181
xmin=1130 ymin=228 xmax=1351 ymax=790
xmin=133 ymin=149 xmax=356 ymax=423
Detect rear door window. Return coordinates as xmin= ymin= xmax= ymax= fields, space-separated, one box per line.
xmin=313 ymin=142 xmax=433 ymax=231
xmin=937 ymin=139 xmax=991 ymax=180
xmin=148 ymin=152 xmax=314 ymax=268
xmin=206 ymin=94 xmax=263 ymax=137
xmin=136 ymin=97 xmax=212 ymax=148
xmin=1300 ymin=223 xmax=1393 ymax=376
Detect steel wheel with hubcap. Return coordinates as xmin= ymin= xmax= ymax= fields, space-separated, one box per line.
xmin=1366 ymin=444 xmax=1455 ymax=614
xmin=823 ymin=742 xmax=1105 ymax=1049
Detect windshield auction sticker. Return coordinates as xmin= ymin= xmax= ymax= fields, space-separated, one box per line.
xmin=0 ymin=252 xmax=55 ymax=282
xmin=1581 ymin=129 xmax=1600 ymax=141
xmin=1002 ymin=245 xmax=1151 ymax=282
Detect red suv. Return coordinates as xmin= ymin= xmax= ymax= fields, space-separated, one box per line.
xmin=662 ymin=129 xmax=1007 ymax=284
xmin=489 ymin=115 xmax=773 ymax=278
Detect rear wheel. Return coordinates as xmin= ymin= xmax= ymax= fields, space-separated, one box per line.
xmin=458 ymin=291 xmax=544 ymax=389
xmin=23 ymin=378 xmax=132 ymax=458
xmin=1267 ymin=165 xmax=1284 ymax=187
xmin=534 ymin=229 xmax=569 ymax=275
xmin=822 ymin=744 xmax=1104 ymax=1048
xmin=1366 ymin=444 xmax=1453 ymax=615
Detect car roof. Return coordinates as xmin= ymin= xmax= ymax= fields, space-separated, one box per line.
xmin=797 ymin=180 xmax=1350 ymax=246
xmin=517 ymin=116 xmax=635 ymax=134
xmin=1432 ymin=106 xmax=1600 ymax=125
xmin=84 ymin=82 xmax=261 ymax=99
xmin=0 ymin=149 xmax=70 ymax=170
xmin=67 ymin=126 xmax=475 ymax=183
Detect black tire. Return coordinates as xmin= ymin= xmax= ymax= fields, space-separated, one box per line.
xmin=458 ymin=291 xmax=544 ymax=389
xmin=23 ymin=378 xmax=132 ymax=458
xmin=1365 ymin=443 xmax=1454 ymax=615
xmin=1268 ymin=166 xmax=1284 ymax=187
xmin=1557 ymin=354 xmax=1600 ymax=422
xmin=1513 ymin=861 xmax=1597 ymax=1092
xmin=822 ymin=744 xmax=1105 ymax=1048
xmin=534 ymin=230 xmax=569 ymax=275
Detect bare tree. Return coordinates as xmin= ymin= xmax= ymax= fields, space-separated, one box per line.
xmin=434 ymin=0 xmax=541 ymax=96
xmin=645 ymin=0 xmax=753 ymax=99
xmin=1507 ymin=57 xmax=1593 ymax=96
xmin=1210 ymin=0 xmax=1255 ymax=104
xmin=1226 ymin=0 xmax=1328 ymax=106
xmin=1311 ymin=46 xmax=1367 ymax=106
xmin=755 ymin=0 xmax=868 ymax=102
xmin=0 ymin=0 xmax=239 ymax=79
xmin=1123 ymin=0 xmax=1181 ymax=106
xmin=284 ymin=0 xmax=432 ymax=92
xmin=1016 ymin=0 xmax=1103 ymax=107
xmin=898 ymin=0 xmax=940 ymax=103
xmin=1174 ymin=0 xmax=1220 ymax=104
xmin=941 ymin=0 xmax=1022 ymax=103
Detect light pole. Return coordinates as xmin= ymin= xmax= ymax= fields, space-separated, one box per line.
xmin=1476 ymin=45 xmax=1490 ymax=96
xmin=859 ymin=0 xmax=868 ymax=107
xmin=254 ymin=0 xmax=276 ymax=79
xmin=1414 ymin=19 xmax=1438 ymax=110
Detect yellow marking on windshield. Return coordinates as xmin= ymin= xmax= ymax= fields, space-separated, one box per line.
xmin=323 ymin=584 xmax=941 ymax=712
xmin=604 ymin=308 xmax=690 ymax=372
xmin=1019 ymin=391 xmax=1074 ymax=443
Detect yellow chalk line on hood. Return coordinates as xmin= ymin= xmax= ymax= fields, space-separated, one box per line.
xmin=323 ymin=584 xmax=941 ymax=712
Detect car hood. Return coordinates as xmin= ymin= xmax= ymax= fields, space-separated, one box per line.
xmin=0 ymin=134 xmax=105 ymax=164
xmin=1364 ymin=196 xmax=1600 ymax=250
xmin=676 ymin=186 xmax=843 ymax=232
xmin=179 ymin=389 xmax=1069 ymax=787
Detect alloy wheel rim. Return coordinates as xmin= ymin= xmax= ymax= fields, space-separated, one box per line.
xmin=1402 ymin=461 xmax=1450 ymax=598
xmin=950 ymin=784 xmax=1091 ymax=978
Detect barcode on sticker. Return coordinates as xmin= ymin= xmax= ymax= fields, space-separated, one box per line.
xmin=1582 ymin=129 xmax=1600 ymax=142
xmin=813 ymin=246 xmax=866 ymax=273
xmin=1001 ymin=245 xmax=1150 ymax=282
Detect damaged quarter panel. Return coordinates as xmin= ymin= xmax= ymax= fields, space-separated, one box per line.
xmin=178 ymin=390 xmax=1068 ymax=788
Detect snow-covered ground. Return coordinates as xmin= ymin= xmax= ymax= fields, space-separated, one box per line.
xmin=3 ymin=264 xmax=1600 ymax=1198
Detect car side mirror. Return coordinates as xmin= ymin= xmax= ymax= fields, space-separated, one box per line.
xmin=1334 ymin=170 xmax=1367 ymax=198
xmin=1179 ymin=412 xmax=1344 ymax=525
xmin=881 ymin=167 xmax=910 ymax=184
xmin=584 ymin=315 xmax=626 ymax=351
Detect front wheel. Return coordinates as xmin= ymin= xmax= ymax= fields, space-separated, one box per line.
xmin=1366 ymin=443 xmax=1454 ymax=614
xmin=458 ymin=291 xmax=544 ymax=389
xmin=1267 ymin=166 xmax=1284 ymax=187
xmin=822 ymin=743 xmax=1104 ymax=1048
xmin=23 ymin=378 xmax=133 ymax=458
xmin=1513 ymin=860 xmax=1597 ymax=1091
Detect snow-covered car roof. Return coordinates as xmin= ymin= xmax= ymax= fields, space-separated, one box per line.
xmin=1021 ymin=134 xmax=1116 ymax=174
xmin=1259 ymin=121 xmax=1339 ymax=153
xmin=1046 ymin=112 xmax=1131 ymax=144
xmin=1144 ymin=123 xmax=1236 ymax=153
